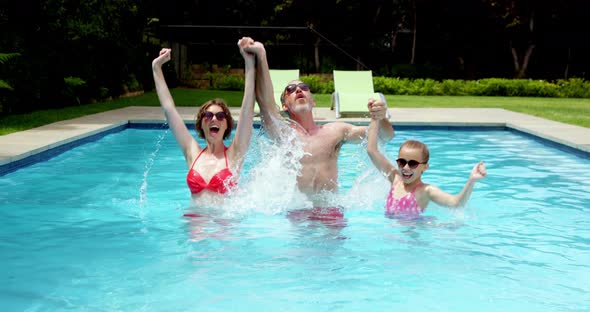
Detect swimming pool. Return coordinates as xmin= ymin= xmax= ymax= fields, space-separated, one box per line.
xmin=1 ymin=127 xmax=589 ymax=311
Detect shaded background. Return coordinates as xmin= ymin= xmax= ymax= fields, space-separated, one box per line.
xmin=1 ymin=0 xmax=589 ymax=113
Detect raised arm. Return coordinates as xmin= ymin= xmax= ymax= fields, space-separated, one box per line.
xmin=152 ymin=48 xmax=199 ymax=166
xmin=228 ymin=38 xmax=256 ymax=171
xmin=366 ymin=113 xmax=396 ymax=183
xmin=371 ymin=99 xmax=395 ymax=143
xmin=344 ymin=98 xmax=394 ymax=144
xmin=242 ymin=39 xmax=284 ymax=140
xmin=427 ymin=162 xmax=487 ymax=208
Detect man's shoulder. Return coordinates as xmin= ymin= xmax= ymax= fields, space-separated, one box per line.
xmin=322 ymin=121 xmax=367 ymax=133
xmin=315 ymin=121 xmax=365 ymax=141
xmin=322 ymin=121 xmax=356 ymax=129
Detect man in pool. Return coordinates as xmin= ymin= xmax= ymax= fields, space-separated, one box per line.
xmin=241 ymin=37 xmax=395 ymax=211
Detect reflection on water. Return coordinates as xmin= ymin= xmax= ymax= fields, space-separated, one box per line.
xmin=182 ymin=213 xmax=235 ymax=242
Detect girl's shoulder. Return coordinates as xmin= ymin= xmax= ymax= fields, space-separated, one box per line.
xmin=421 ymin=183 xmax=443 ymax=196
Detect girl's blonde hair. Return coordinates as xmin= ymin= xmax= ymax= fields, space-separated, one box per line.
xmin=399 ymin=140 xmax=430 ymax=163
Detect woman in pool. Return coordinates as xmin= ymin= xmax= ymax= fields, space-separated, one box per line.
xmin=151 ymin=39 xmax=255 ymax=203
xmin=366 ymin=99 xmax=487 ymax=218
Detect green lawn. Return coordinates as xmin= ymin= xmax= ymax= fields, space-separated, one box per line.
xmin=1 ymin=88 xmax=589 ymax=136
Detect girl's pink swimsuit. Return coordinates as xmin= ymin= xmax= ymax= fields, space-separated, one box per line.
xmin=385 ymin=181 xmax=424 ymax=217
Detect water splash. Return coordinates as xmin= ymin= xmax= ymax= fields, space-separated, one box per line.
xmin=343 ymin=169 xmax=390 ymax=210
xmin=180 ymin=118 xmax=387 ymax=217
xmin=218 ymin=120 xmax=388 ymax=216
xmin=139 ymin=127 xmax=169 ymax=213
xmin=223 ymin=122 xmax=310 ymax=217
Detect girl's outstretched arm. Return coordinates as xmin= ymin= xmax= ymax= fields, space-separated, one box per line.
xmin=152 ymin=48 xmax=199 ymax=166
xmin=344 ymin=98 xmax=394 ymax=144
xmin=427 ymin=161 xmax=487 ymax=207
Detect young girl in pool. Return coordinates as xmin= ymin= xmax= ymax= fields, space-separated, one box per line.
xmin=366 ymin=99 xmax=487 ymax=218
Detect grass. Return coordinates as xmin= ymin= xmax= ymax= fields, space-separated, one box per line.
xmin=1 ymin=88 xmax=589 ymax=135
xmin=0 ymin=89 xmax=245 ymax=135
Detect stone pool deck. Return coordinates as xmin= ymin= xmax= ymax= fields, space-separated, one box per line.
xmin=1 ymin=107 xmax=589 ymax=171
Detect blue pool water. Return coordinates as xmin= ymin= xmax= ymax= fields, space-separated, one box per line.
xmin=1 ymin=127 xmax=589 ymax=311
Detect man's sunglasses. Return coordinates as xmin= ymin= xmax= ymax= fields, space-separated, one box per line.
xmin=203 ymin=111 xmax=226 ymax=121
xmin=396 ymin=158 xmax=427 ymax=169
xmin=284 ymin=83 xmax=310 ymax=95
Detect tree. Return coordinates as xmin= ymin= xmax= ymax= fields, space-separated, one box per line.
xmin=0 ymin=0 xmax=157 ymax=112
xmin=481 ymin=0 xmax=537 ymax=78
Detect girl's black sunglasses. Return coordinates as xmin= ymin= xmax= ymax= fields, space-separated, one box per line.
xmin=396 ymin=158 xmax=427 ymax=169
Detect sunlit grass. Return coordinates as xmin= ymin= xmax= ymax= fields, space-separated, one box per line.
xmin=1 ymin=89 xmax=589 ymax=136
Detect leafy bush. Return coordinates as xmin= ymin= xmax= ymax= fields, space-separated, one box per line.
xmin=556 ymin=78 xmax=590 ymax=98
xmin=409 ymin=78 xmax=443 ymax=95
xmin=471 ymin=79 xmax=560 ymax=97
xmin=441 ymin=79 xmax=468 ymax=95
xmin=301 ymin=74 xmax=334 ymax=94
xmin=375 ymin=77 xmax=585 ymax=98
xmin=374 ymin=77 xmax=414 ymax=95
xmin=62 ymin=76 xmax=87 ymax=105
xmin=206 ymin=73 xmax=244 ymax=91
xmin=521 ymin=80 xmax=558 ymax=97
xmin=473 ymin=78 xmax=509 ymax=96
xmin=0 ymin=53 xmax=20 ymax=91
xmin=123 ymin=74 xmax=141 ymax=93
xmin=199 ymin=71 xmax=590 ymax=99
xmin=98 ymin=87 xmax=110 ymax=99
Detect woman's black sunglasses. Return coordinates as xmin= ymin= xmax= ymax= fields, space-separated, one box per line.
xmin=396 ymin=158 xmax=427 ymax=169
xmin=284 ymin=83 xmax=310 ymax=95
xmin=203 ymin=111 xmax=226 ymax=121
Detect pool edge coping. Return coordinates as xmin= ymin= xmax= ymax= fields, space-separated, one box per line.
xmin=1 ymin=107 xmax=589 ymax=175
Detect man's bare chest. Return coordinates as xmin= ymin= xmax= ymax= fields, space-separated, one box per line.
xmin=300 ymin=132 xmax=342 ymax=159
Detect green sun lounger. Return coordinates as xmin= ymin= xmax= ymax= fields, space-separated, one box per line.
xmin=255 ymin=69 xmax=300 ymax=113
xmin=331 ymin=70 xmax=384 ymax=118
